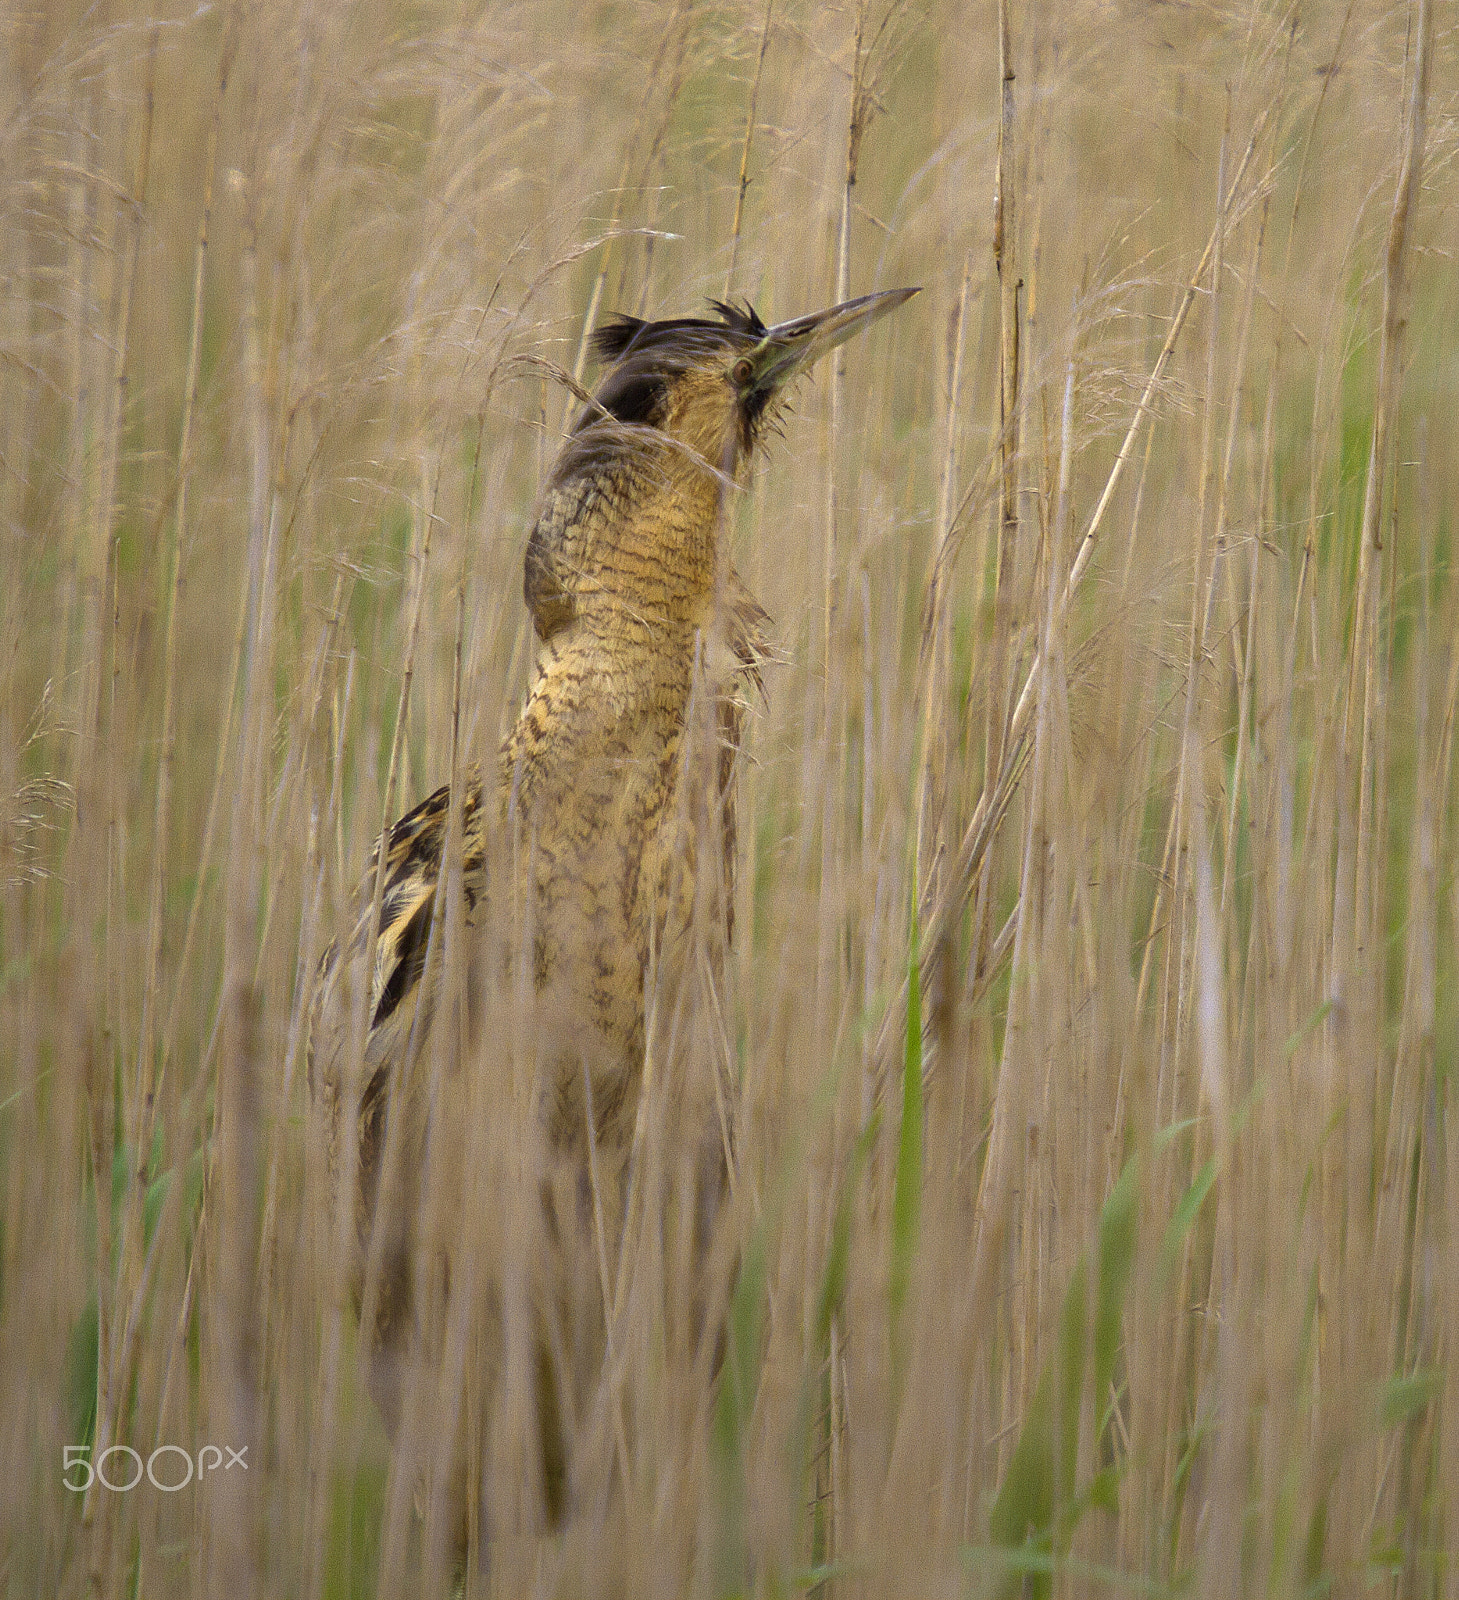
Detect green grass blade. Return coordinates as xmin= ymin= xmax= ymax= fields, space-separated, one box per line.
xmin=987 ymin=1158 xmax=1144 ymax=1593
xmin=712 ymin=1217 xmax=769 ymax=1599
xmin=1157 ymin=1156 xmax=1216 ymax=1291
xmin=1093 ymin=1155 xmax=1139 ymax=1458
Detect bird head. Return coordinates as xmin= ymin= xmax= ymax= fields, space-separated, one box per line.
xmin=527 ymin=287 xmax=920 ymax=640
xmin=579 ymin=287 xmax=920 ymax=476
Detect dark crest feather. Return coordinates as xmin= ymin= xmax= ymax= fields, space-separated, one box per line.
xmin=590 ymin=315 xmax=648 ymax=364
xmin=589 ymin=300 xmax=766 ymax=369
xmin=707 ymin=299 xmax=766 ymax=339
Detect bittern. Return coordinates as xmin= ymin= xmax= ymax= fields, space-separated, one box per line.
xmin=309 ymin=284 xmax=918 ymax=1538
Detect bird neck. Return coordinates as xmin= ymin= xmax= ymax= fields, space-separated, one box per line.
xmin=582 ymin=443 xmax=735 ymax=629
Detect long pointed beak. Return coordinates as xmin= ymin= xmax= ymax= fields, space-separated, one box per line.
xmin=748 ymin=286 xmax=919 ymax=395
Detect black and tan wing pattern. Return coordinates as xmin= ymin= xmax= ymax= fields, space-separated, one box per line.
xmin=309 ymin=771 xmax=486 ymax=1232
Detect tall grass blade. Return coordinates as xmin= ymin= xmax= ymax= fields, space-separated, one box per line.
xmin=889 ymin=884 xmax=923 ymax=1387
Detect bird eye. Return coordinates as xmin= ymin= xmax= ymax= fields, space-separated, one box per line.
xmin=731 ymin=357 xmax=754 ymax=386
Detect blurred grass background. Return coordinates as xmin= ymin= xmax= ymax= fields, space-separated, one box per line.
xmin=1 ymin=0 xmax=1456 ymax=1594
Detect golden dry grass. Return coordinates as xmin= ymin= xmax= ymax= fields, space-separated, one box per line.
xmin=2 ymin=0 xmax=1457 ymax=1594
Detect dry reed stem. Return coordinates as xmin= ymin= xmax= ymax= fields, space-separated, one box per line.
xmin=725 ymin=0 xmax=776 ymax=299
xmin=1327 ymin=3 xmax=1431 ymax=1571
xmin=1334 ymin=0 xmax=1431 ymax=986
xmin=80 ymin=39 xmax=160 ymax=1589
xmin=567 ymin=0 xmax=696 ymax=409
xmin=982 ymin=0 xmax=1020 ymax=876
xmin=913 ymin=251 xmax=972 ymax=880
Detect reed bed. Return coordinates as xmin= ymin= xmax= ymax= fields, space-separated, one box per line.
xmin=2 ymin=0 xmax=1456 ymax=1594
